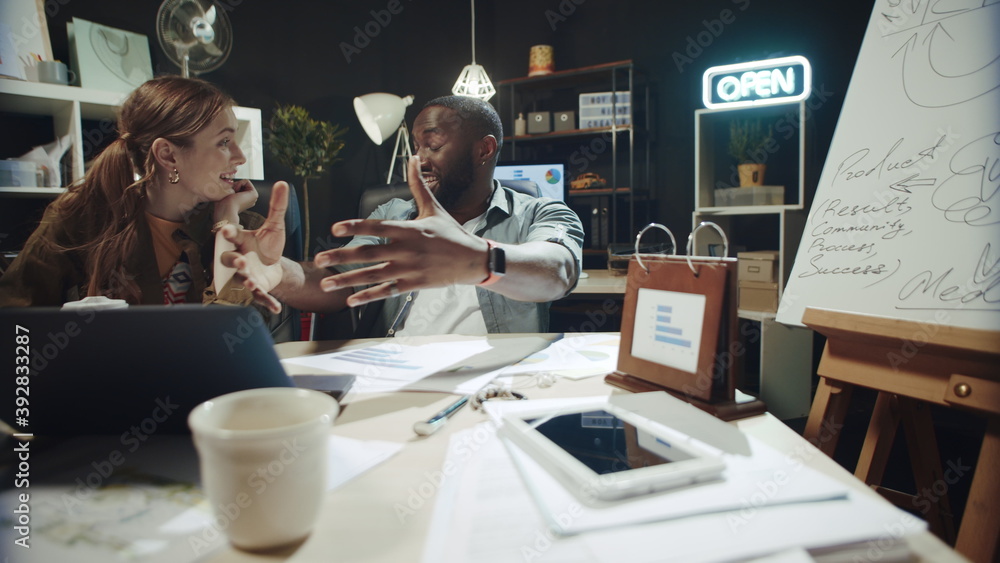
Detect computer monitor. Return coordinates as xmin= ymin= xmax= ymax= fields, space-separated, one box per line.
xmin=494 ymin=162 xmax=565 ymax=201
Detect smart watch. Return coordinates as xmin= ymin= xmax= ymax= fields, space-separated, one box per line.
xmin=478 ymin=239 xmax=506 ymax=286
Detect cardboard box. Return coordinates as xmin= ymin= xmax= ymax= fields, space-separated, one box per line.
xmin=738 ymin=250 xmax=779 ymax=283
xmin=553 ymin=111 xmax=575 ymax=131
xmin=527 ymin=111 xmax=551 ymax=134
xmin=739 ymin=281 xmax=779 ymax=313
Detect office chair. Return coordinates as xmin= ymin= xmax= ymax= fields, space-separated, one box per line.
xmin=249 ymin=181 xmax=304 ymax=342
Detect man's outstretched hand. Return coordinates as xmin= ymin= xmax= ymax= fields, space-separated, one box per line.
xmin=313 ymin=156 xmax=489 ymax=307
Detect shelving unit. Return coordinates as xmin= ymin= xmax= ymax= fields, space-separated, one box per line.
xmin=692 ymin=100 xmax=812 ymax=420
xmin=497 ymin=60 xmax=650 ymax=256
xmin=0 ymin=79 xmax=264 ymax=196
xmin=0 ymin=79 xmax=264 ymax=262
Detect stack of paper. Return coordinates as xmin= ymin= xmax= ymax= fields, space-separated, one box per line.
xmin=422 ymin=397 xmax=927 ymax=563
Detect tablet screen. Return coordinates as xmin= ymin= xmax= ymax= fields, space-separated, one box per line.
xmin=525 ymin=410 xmax=694 ymax=475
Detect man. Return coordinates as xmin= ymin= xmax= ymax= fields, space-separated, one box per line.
xmin=222 ymin=95 xmax=584 ymax=336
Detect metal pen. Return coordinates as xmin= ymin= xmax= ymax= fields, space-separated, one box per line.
xmin=413 ymin=395 xmax=470 ymax=436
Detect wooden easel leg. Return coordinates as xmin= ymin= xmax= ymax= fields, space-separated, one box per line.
xmin=955 ymin=417 xmax=1000 ymax=563
xmin=854 ymin=392 xmax=899 ymax=485
xmin=899 ymin=397 xmax=956 ymax=545
xmin=803 ymin=377 xmax=852 ymax=458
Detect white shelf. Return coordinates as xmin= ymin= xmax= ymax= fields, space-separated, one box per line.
xmin=0 ymin=187 xmax=66 ymax=197
xmin=692 ymin=100 xmax=812 ymax=420
xmin=0 ymin=79 xmax=264 ymax=185
xmin=696 ymin=204 xmax=804 ymax=215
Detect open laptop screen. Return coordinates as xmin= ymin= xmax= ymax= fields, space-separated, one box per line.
xmin=494 ymin=162 xmax=565 ymax=201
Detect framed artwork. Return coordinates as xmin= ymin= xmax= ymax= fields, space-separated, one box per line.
xmin=68 ymin=17 xmax=152 ymax=93
xmin=0 ymin=0 xmax=53 ymax=80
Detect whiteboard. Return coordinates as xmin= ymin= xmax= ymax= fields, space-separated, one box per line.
xmin=778 ymin=0 xmax=1000 ymax=331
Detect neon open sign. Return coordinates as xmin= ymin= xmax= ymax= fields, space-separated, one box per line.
xmin=702 ymin=56 xmax=811 ymax=109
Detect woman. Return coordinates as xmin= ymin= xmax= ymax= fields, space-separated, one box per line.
xmin=0 ymin=76 xmax=276 ymax=308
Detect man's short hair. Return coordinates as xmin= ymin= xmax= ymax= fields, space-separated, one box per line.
xmin=423 ymin=95 xmax=503 ymax=155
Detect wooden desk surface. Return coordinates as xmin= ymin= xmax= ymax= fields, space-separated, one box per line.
xmin=194 ymin=335 xmax=965 ymax=563
xmin=568 ymin=269 xmax=628 ymax=297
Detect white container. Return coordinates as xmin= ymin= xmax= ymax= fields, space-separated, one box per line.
xmin=0 ymin=160 xmax=44 ymax=187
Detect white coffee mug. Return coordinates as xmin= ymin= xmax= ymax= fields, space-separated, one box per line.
xmin=36 ymin=60 xmax=75 ymax=85
xmin=188 ymin=387 xmax=338 ymax=551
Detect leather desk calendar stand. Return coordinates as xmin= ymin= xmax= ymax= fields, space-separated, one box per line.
xmin=605 ymin=223 xmax=767 ymax=421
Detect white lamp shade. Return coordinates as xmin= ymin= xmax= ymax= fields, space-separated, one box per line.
xmin=451 ymin=64 xmax=496 ymax=102
xmin=353 ymin=93 xmax=414 ymax=145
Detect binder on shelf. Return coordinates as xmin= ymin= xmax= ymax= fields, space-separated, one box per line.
xmin=605 ymin=223 xmax=766 ymax=420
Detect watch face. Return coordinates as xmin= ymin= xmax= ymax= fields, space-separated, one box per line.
xmin=490 ymin=245 xmax=506 ymax=275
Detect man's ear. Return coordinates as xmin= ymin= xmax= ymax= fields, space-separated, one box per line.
xmin=151 ymin=138 xmax=180 ymax=170
xmin=476 ymin=135 xmax=499 ymax=164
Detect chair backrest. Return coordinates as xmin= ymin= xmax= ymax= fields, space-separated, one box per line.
xmin=249 ymin=181 xmax=303 ymax=343
xmin=497 ymin=179 xmax=541 ymax=198
xmin=358 ymin=183 xmax=413 ymax=218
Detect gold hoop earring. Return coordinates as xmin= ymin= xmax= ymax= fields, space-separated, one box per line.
xmin=169 ymin=168 xmax=180 ymax=184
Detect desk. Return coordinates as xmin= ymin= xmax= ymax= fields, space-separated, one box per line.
xmin=201 ymin=334 xmax=964 ymax=563
xmin=568 ymin=269 xmax=628 ymax=298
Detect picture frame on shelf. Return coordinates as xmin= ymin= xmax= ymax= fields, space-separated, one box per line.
xmin=68 ymin=17 xmax=152 ymax=93
xmin=0 ymin=0 xmax=53 ymax=79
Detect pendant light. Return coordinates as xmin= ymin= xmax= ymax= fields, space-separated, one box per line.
xmin=451 ymin=0 xmax=495 ymax=101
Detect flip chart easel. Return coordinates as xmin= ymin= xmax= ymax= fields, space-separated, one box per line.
xmin=802 ymin=307 xmax=1000 ymax=562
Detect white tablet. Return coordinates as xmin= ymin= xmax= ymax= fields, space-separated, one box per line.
xmin=500 ymin=400 xmax=726 ymax=503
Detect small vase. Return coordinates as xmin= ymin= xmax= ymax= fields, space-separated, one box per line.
xmin=738 ymin=163 xmax=766 ymax=187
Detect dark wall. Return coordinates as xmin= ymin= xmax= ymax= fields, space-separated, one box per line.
xmin=40 ymin=0 xmax=873 ymax=256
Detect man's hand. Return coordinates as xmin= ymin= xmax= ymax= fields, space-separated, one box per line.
xmin=313 ymin=156 xmax=489 ymax=307
xmin=219 ymin=181 xmax=289 ymax=313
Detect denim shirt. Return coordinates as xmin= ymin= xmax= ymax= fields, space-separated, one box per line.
xmin=342 ymin=181 xmax=584 ymax=337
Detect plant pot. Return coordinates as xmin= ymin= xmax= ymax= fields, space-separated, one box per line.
xmin=738 ymin=163 xmax=766 ymax=187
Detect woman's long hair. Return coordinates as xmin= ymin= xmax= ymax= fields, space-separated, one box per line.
xmin=54 ymin=76 xmax=235 ymax=301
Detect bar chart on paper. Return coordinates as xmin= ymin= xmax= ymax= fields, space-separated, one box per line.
xmin=630 ymin=288 xmax=706 ymax=374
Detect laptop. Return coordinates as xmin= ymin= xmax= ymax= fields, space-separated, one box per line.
xmin=1 ymin=305 xmax=352 ymax=436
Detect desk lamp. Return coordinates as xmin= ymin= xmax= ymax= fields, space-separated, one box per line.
xmin=353 ymin=93 xmax=414 ymax=183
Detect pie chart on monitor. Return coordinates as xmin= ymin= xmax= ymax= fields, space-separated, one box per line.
xmin=545 ymin=168 xmax=561 ymax=184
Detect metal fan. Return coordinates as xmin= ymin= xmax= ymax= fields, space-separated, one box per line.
xmin=156 ymin=0 xmax=232 ymax=77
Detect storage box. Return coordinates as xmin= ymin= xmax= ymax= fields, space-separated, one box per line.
xmin=738 ymin=250 xmax=779 ymax=283
xmin=0 ymin=160 xmax=44 ymax=187
xmin=738 ymin=281 xmax=779 ymax=313
xmin=714 ymin=185 xmax=784 ymax=206
xmin=553 ymin=111 xmax=575 ymax=132
xmin=527 ymin=111 xmax=551 ymax=134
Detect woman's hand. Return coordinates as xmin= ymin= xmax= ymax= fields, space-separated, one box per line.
xmin=213 ymin=179 xmax=259 ymax=224
xmin=218 ymin=181 xmax=288 ymax=313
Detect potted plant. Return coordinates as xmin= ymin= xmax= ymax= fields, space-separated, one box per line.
xmin=728 ymin=118 xmax=773 ymax=187
xmin=268 ymin=104 xmax=347 ymax=258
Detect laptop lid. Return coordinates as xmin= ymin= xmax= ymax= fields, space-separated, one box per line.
xmin=2 ymin=305 xmax=295 ymax=436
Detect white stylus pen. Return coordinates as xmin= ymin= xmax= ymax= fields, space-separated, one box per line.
xmin=413 ymin=395 xmax=470 ymax=436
